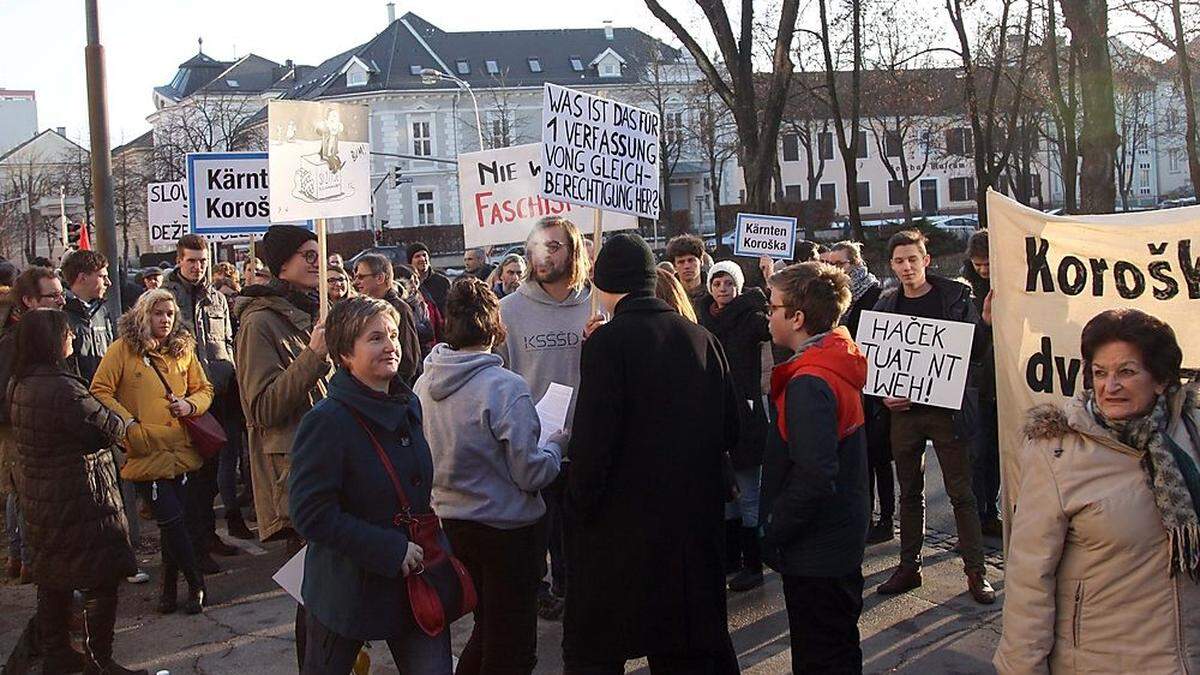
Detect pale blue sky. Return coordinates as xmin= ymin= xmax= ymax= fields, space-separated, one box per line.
xmin=0 ymin=0 xmax=702 ymax=147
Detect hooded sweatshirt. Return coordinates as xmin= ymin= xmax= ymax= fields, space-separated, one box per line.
xmin=415 ymin=343 xmax=562 ymax=529
xmin=496 ymin=279 xmax=591 ymax=424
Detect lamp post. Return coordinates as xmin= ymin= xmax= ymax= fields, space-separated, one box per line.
xmin=419 ymin=68 xmax=485 ymax=151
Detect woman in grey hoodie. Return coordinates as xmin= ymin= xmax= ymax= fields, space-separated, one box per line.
xmin=414 ymin=278 xmax=565 ymax=675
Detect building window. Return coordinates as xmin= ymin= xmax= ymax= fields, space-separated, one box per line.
xmin=599 ymin=61 xmax=620 ymax=78
xmin=416 ymin=190 xmax=435 ymax=225
xmin=570 ymin=57 xmax=584 ymax=72
xmin=856 ymin=130 xmax=869 ymax=159
xmin=945 ymin=128 xmax=974 ymax=156
xmin=784 ymin=184 xmax=803 ymax=201
xmin=456 ymin=60 xmax=470 ymax=75
xmin=528 ymin=58 xmax=542 ymax=73
xmin=486 ymin=60 xmax=500 ymax=75
xmin=885 ymin=130 xmax=902 ymax=157
xmin=665 ymin=112 xmax=684 ymax=145
xmin=347 ymin=68 xmax=367 ymax=87
xmin=782 ymin=133 xmax=799 ymax=162
xmin=409 ymin=65 xmax=423 ymax=76
xmin=411 ymin=120 xmax=432 ymax=157
xmin=490 ymin=115 xmax=511 ymax=148
xmin=226 ymin=79 xmax=240 ymax=88
xmin=856 ymin=181 xmax=871 ymax=207
xmin=949 ymin=176 xmax=976 ymax=202
xmin=819 ymin=182 xmax=837 ymax=208
xmin=1171 ymin=149 xmax=1183 ymax=173
xmin=1139 ymin=166 xmax=1152 ymax=189
xmin=888 ymin=179 xmax=906 ymax=205
xmin=818 ymin=131 xmax=834 ymax=161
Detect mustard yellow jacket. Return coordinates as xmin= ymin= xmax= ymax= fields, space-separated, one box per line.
xmin=90 ymin=337 xmax=213 ymax=482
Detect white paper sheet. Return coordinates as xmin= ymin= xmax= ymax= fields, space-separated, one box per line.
xmin=272 ymin=545 xmax=306 ymax=605
xmin=535 ymin=382 xmax=573 ymax=448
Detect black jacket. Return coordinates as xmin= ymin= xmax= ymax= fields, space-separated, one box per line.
xmin=64 ymin=292 xmax=114 ymax=383
xmin=162 ymin=269 xmax=235 ymax=395
xmin=960 ymin=261 xmax=996 ymax=402
xmin=10 ymin=365 xmax=135 ymax=589
xmin=842 ymin=282 xmax=882 ymax=340
xmin=380 ymin=289 xmax=424 ymax=385
xmin=419 ymin=271 xmax=451 ymax=314
xmin=698 ymin=289 xmax=770 ymax=469
xmin=565 ymin=294 xmax=738 ymax=664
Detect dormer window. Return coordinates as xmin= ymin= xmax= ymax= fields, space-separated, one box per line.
xmin=226 ymin=79 xmax=239 ymax=87
xmin=456 ymin=60 xmax=470 ymax=75
xmin=570 ymin=57 xmax=584 ymax=72
xmin=347 ymin=68 xmax=367 ymax=87
xmin=600 ymin=62 xmax=619 ymax=78
xmin=486 ymin=60 xmax=499 ymax=75
xmin=590 ymin=48 xmax=627 ymax=79
xmin=528 ymin=58 xmax=542 ymax=73
xmin=410 ymin=65 xmax=423 ymax=76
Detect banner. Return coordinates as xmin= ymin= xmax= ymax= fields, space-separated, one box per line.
xmin=988 ymin=191 xmax=1200 ymax=527
xmin=458 ymin=144 xmax=637 ymax=249
xmin=855 ymin=310 xmax=975 ymax=410
xmin=733 ymin=212 xmax=797 ymax=260
xmin=268 ymin=100 xmax=372 ymax=222
xmin=540 ymin=83 xmax=661 ymax=219
xmin=147 ymin=181 xmax=189 ymax=249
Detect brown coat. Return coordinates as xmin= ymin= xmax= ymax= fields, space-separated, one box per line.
xmin=234 ymin=292 xmax=331 ymax=542
xmin=996 ymin=388 xmax=1200 ymax=674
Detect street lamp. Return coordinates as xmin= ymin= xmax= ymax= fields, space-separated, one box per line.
xmin=419 ymin=68 xmax=485 ymax=151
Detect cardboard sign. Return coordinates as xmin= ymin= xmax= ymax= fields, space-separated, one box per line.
xmin=733 ymin=213 xmax=797 ymax=259
xmin=855 ymin=310 xmax=975 ymax=410
xmin=267 ymin=100 xmax=372 ymax=222
xmin=459 ymin=143 xmax=637 ymax=249
xmin=540 ymin=83 xmax=661 ymax=219
xmin=186 ymin=151 xmax=313 ymax=236
xmin=147 ymin=181 xmax=189 ymax=248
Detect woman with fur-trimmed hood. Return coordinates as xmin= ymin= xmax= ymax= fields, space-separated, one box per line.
xmin=995 ymin=308 xmax=1200 ymax=674
xmin=92 ymin=288 xmax=214 ymax=616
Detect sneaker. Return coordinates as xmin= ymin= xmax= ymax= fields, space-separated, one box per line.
xmin=967 ymin=570 xmax=996 ymax=604
xmin=125 ymin=570 xmax=151 ymax=584
xmin=537 ymin=593 xmax=564 ymax=621
xmin=727 ymin=568 xmax=764 ymax=592
xmin=980 ymin=517 xmax=1004 ymax=539
xmin=876 ymin=565 xmax=922 ymax=595
xmin=866 ymin=520 xmax=895 ymax=544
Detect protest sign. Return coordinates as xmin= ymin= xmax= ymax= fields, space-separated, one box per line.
xmin=733 ymin=213 xmax=797 ymax=259
xmin=988 ymin=191 xmax=1200 ymax=536
xmin=267 ymin=100 xmax=371 ymax=222
xmin=855 ymin=310 xmax=975 ymax=410
xmin=540 ymin=83 xmax=661 ymax=219
xmin=186 ymin=151 xmax=312 ymax=238
xmin=147 ymin=181 xmax=189 ymax=248
xmin=459 ymin=143 xmax=637 ymax=249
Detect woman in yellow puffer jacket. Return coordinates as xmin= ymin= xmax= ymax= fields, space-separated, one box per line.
xmin=92 ymin=288 xmax=213 ymax=616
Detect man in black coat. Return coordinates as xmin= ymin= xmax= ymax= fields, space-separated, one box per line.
xmin=565 ymin=233 xmax=740 ymax=674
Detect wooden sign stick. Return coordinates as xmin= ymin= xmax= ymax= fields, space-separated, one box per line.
xmin=317 ymin=219 xmax=329 ymax=322
xmin=590 ymin=209 xmax=603 ymax=316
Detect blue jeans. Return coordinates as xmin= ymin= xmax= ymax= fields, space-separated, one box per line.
xmin=134 ymin=474 xmax=201 ymax=584
xmin=972 ymin=399 xmax=1000 ymax=522
xmin=732 ymin=467 xmax=762 ymax=528
xmin=302 ymin=612 xmax=452 ymax=675
xmin=6 ymin=493 xmax=30 ymax=565
xmin=216 ymin=393 xmax=244 ymax=521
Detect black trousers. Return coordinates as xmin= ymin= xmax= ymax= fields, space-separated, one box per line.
xmin=539 ymin=475 xmax=567 ymax=597
xmin=781 ymin=570 xmax=864 ymax=674
xmin=442 ymin=518 xmax=545 ymax=675
xmin=564 ymin=643 xmax=739 ymax=675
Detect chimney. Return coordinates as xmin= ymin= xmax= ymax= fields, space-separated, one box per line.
xmin=603 ymin=20 xmax=614 ymax=41
xmin=387 ymin=2 xmax=396 ymax=23
xmin=55 ymin=126 xmax=65 ymax=137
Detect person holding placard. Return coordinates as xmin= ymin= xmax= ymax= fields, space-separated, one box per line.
xmin=666 ymin=234 xmax=710 ymax=315
xmin=564 ymin=233 xmax=739 ymax=674
xmin=234 ymin=224 xmax=333 ymax=668
xmin=995 ymin=309 xmax=1200 ymax=674
xmin=761 ymin=261 xmax=870 ymax=673
xmin=873 ymin=230 xmax=994 ymax=605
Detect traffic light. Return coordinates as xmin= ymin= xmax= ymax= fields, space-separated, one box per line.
xmin=394 ymin=166 xmax=403 ymax=188
xmin=66 ymin=220 xmax=92 ymax=251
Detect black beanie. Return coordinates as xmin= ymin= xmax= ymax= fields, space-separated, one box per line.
xmin=593 ymin=232 xmax=657 ymax=295
xmin=407 ymin=242 xmax=430 ymax=263
xmin=260 ymin=225 xmax=317 ymax=277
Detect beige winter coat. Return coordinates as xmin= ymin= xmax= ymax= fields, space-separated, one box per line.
xmin=995 ymin=387 xmax=1200 ymax=674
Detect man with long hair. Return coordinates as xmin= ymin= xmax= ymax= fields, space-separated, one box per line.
xmin=497 ymin=215 xmax=592 ymax=620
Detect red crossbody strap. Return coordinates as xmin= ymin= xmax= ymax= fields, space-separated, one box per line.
xmin=344 ymin=405 xmax=412 ymax=512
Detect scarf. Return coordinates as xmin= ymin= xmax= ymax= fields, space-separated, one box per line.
xmin=847 ymin=265 xmax=879 ymax=307
xmin=269 ymin=278 xmax=320 ymax=319
xmin=1090 ymin=391 xmax=1200 ymax=577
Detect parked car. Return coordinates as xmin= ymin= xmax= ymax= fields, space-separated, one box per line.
xmin=346 ymin=245 xmax=410 ymax=270
xmin=1159 ymin=197 xmax=1197 ymax=209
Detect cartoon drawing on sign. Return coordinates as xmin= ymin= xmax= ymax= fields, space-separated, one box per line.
xmin=267 ymin=100 xmax=371 ymax=219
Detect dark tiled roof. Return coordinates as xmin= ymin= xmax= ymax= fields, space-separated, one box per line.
xmin=156 ymin=51 xmax=233 ymax=101
xmin=280 ymin=12 xmax=677 ymax=100
xmin=112 ymin=129 xmax=153 ymax=156
xmin=196 ymin=54 xmax=285 ymax=95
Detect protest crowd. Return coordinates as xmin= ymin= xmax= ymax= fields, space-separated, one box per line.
xmin=0 ymin=211 xmax=1198 ymax=675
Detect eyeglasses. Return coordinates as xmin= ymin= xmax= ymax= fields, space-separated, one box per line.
xmin=328 ymin=277 xmax=347 ymax=285
xmin=296 ymin=250 xmax=320 ymax=265
xmin=354 ymin=273 xmax=380 ymax=281
xmin=767 ymin=304 xmax=793 ymax=315
xmin=531 ymin=240 xmax=567 ymax=255
xmin=40 ymin=292 xmax=66 ymax=300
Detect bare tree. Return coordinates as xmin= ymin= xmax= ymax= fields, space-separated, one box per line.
xmin=1117 ymin=0 xmax=1200 ymax=198
xmin=1059 ymin=0 xmax=1119 ymax=212
xmin=3 ymin=150 xmax=58 ymax=262
xmin=635 ymin=48 xmax=691 ymax=235
xmin=153 ymin=96 xmax=266 ymax=180
xmin=688 ymin=78 xmax=739 ymax=241
xmin=644 ymin=0 xmax=800 ymax=215
xmin=1041 ymin=0 xmax=1081 ymax=212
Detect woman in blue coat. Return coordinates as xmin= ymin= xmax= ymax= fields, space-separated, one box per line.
xmin=288 ymin=296 xmax=452 ymax=674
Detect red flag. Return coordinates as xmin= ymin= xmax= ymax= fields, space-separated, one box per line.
xmin=78 ymin=221 xmax=91 ymax=251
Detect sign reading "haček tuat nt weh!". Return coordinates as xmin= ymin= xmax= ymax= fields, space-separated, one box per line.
xmin=458 ymin=143 xmax=637 ymax=249
xmin=540 ymin=83 xmax=661 ymax=220
xmin=855 ymin=310 xmax=976 ymax=410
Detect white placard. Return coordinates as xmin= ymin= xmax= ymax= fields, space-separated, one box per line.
xmin=267 ymin=100 xmax=372 ymax=222
xmin=732 ymin=212 xmax=797 ymax=259
xmin=540 ymin=83 xmax=661 ymax=219
xmin=272 ymin=545 xmax=306 ymax=605
xmin=186 ymin=151 xmax=313 ymax=236
xmin=147 ymin=181 xmax=189 ymax=248
xmin=459 ymin=144 xmax=637 ymax=249
xmin=534 ymin=382 xmax=574 ymax=448
xmin=855 ymin=310 xmax=976 ymax=410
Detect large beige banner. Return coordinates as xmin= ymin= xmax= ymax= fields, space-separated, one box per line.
xmin=988 ymin=191 xmax=1200 ymax=524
